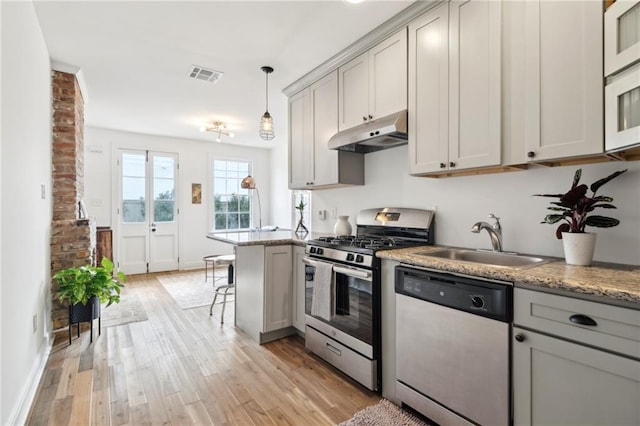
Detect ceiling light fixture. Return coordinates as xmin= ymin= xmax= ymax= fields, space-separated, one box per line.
xmin=200 ymin=121 xmax=234 ymax=143
xmin=259 ymin=66 xmax=275 ymax=141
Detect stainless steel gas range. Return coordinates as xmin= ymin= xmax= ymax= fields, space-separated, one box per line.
xmin=302 ymin=207 xmax=435 ymax=392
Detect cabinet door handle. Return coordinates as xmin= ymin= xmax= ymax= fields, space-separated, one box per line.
xmin=368 ymin=114 xmax=373 ymax=120
xmin=326 ymin=342 xmax=342 ymax=356
xmin=362 ymin=116 xmax=368 ymax=121
xmin=449 ymin=162 xmax=456 ymax=168
xmin=527 ymin=151 xmax=535 ymax=158
xmin=439 ymin=163 xmax=446 ymax=169
xmin=514 ymin=333 xmax=525 ymax=342
xmin=569 ymin=314 xmax=598 ymax=327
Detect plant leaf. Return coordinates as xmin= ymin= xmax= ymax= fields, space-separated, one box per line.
xmin=546 ymin=207 xmax=569 ymax=212
xmin=592 ymin=195 xmax=614 ymax=203
xmin=543 ymin=214 xmax=566 ymax=224
xmin=585 ymin=215 xmax=620 ymax=228
xmin=571 ymin=169 xmax=582 ymax=189
xmin=590 ymin=169 xmax=627 ymax=193
xmin=532 ymin=193 xmax=565 ymax=198
xmin=555 ymin=223 xmax=570 ymax=239
xmin=559 ymin=184 xmax=588 ymax=207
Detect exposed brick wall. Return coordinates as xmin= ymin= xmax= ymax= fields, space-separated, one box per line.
xmin=51 ymin=71 xmax=84 ymax=221
xmin=50 ymin=70 xmax=95 ymax=331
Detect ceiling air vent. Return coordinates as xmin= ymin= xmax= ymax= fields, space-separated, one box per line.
xmin=188 ymin=65 xmax=224 ymax=83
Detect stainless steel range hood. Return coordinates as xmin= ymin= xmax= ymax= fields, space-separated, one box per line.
xmin=328 ymin=110 xmax=407 ymax=153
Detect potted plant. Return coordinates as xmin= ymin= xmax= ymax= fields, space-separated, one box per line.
xmin=534 ymin=168 xmax=627 ymax=265
xmin=295 ymin=199 xmax=309 ymax=234
xmin=54 ymin=257 xmax=126 ymax=343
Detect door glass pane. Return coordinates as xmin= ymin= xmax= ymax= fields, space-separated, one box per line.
xmin=122 ymin=153 xmax=146 ymax=223
xmin=153 ymin=156 xmax=175 ymax=222
xmin=618 ymin=86 xmax=640 ymax=131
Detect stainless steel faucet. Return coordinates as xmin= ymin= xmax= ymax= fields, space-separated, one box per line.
xmin=471 ymin=214 xmax=503 ymax=252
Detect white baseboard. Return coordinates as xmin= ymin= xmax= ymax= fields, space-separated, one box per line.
xmin=180 ymin=261 xmax=207 ymax=270
xmin=7 ymin=334 xmax=52 ymax=425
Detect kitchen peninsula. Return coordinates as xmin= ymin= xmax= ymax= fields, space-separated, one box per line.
xmin=207 ymin=230 xmax=313 ymax=343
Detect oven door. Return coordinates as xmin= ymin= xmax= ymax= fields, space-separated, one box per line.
xmin=303 ymin=257 xmax=374 ymax=357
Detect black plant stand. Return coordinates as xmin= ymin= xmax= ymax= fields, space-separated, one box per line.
xmin=68 ymin=296 xmax=101 ymax=345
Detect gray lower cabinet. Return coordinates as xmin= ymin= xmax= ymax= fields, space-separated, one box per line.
xmin=513 ymin=288 xmax=640 ymax=426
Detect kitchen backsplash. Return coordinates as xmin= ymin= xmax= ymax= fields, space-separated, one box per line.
xmin=310 ymin=145 xmax=640 ymax=265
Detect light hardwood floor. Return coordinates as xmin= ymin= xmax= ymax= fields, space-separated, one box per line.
xmin=27 ymin=271 xmax=380 ymax=425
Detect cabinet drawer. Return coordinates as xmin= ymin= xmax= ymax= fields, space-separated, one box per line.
xmin=514 ymin=288 xmax=640 ymax=359
xmin=305 ymin=326 xmax=376 ymax=391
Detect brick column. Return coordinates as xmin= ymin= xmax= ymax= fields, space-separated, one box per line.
xmin=50 ymin=70 xmax=95 ymax=331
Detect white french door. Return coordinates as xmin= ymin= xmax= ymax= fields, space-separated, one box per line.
xmin=118 ymin=150 xmax=179 ymax=274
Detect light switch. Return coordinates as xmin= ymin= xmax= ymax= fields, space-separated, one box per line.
xmin=40 ymin=184 xmax=46 ymax=200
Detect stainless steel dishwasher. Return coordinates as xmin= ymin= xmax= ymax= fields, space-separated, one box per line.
xmin=395 ymin=265 xmax=513 ymax=426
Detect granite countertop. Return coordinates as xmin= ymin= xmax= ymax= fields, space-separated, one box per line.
xmin=377 ymin=246 xmax=640 ymax=308
xmin=207 ymin=230 xmax=328 ymax=247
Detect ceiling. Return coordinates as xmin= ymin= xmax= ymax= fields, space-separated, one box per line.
xmin=33 ymin=1 xmax=414 ymax=149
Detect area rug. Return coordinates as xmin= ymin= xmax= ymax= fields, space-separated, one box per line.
xmin=101 ymin=294 xmax=148 ymax=328
xmin=157 ymin=270 xmax=232 ymax=310
xmin=339 ymin=399 xmax=430 ymax=426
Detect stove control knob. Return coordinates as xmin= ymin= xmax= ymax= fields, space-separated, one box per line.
xmin=346 ymin=253 xmax=355 ymax=262
xmin=355 ymin=255 xmax=364 ymax=263
xmin=471 ymin=296 xmax=484 ymax=308
xmin=309 ymin=247 xmax=317 ymax=254
xmin=317 ymin=248 xmax=324 ymax=255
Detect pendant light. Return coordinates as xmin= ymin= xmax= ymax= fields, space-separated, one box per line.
xmin=259 ymin=66 xmax=275 ymax=141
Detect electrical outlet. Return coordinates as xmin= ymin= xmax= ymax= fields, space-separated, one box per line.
xmin=32 ymin=314 xmax=38 ymax=333
xmin=318 ymin=209 xmax=326 ymax=220
xmin=330 ymin=208 xmax=337 ymax=219
xmin=40 ymin=184 xmax=46 ymax=200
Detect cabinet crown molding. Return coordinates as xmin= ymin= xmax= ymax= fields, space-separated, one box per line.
xmin=282 ymin=1 xmax=443 ymax=97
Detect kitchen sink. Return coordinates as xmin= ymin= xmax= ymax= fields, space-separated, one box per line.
xmin=417 ymin=248 xmax=550 ymax=269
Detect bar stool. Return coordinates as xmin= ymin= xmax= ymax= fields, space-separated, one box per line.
xmin=203 ymin=254 xmax=235 ymax=323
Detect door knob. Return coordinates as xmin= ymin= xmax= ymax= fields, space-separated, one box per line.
xmin=515 ymin=334 xmax=525 ymax=342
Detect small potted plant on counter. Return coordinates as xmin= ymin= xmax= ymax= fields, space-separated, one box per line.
xmin=534 ymin=168 xmax=627 ymax=265
xmin=54 ymin=257 xmax=126 ymax=344
xmin=295 ymin=200 xmax=309 ymax=234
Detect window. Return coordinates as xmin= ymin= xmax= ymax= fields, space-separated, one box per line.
xmin=213 ymin=160 xmax=251 ymax=230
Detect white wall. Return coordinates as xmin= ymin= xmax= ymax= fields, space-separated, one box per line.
xmin=269 ymin=137 xmax=293 ymax=229
xmin=1 ymin=2 xmax=53 ymax=424
xmin=311 ymin=145 xmax=640 ymax=265
xmin=84 ymin=126 xmax=274 ymax=270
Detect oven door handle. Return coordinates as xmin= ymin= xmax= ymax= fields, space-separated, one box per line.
xmin=302 ymin=257 xmax=330 ymax=267
xmin=333 ymin=265 xmax=372 ymax=281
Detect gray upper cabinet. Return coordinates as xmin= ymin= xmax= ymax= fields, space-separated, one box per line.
xmin=288 ymin=71 xmax=364 ymax=190
xmin=516 ymin=0 xmax=603 ymax=163
xmin=338 ymin=28 xmax=407 ymax=132
xmin=409 ymin=0 xmax=502 ymax=175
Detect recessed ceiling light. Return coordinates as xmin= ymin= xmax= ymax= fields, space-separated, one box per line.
xmin=344 ymin=0 xmax=366 ymax=4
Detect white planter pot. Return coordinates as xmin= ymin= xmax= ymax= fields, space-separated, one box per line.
xmin=562 ymin=232 xmax=597 ymax=266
